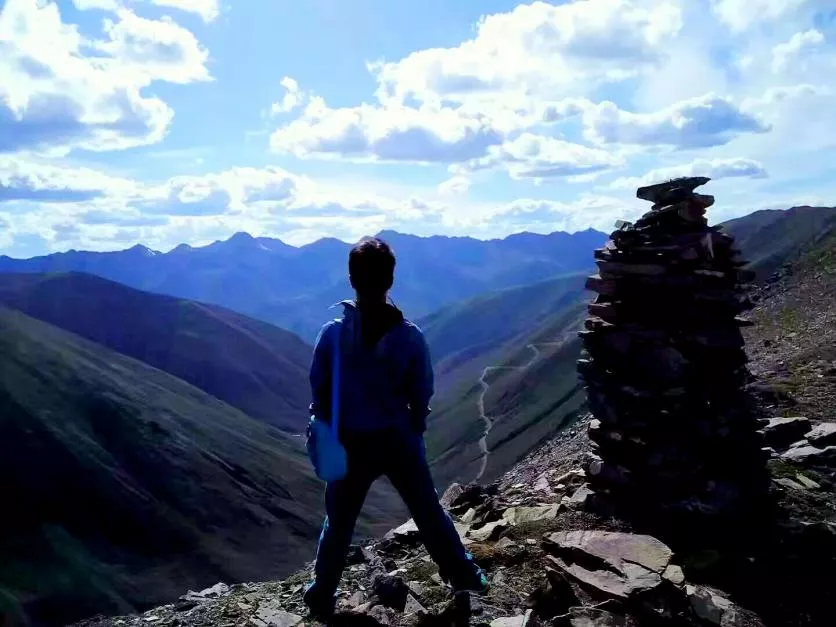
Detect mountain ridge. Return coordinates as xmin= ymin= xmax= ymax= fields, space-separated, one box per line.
xmin=0 ymin=229 xmax=607 ymax=341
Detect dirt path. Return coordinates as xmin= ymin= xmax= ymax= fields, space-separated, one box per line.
xmin=474 ymin=341 xmax=567 ymax=482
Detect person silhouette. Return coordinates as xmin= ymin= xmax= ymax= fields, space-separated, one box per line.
xmin=304 ymin=237 xmax=487 ymax=619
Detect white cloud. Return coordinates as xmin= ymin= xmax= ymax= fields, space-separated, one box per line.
xmin=371 ymin=0 xmax=682 ymax=106
xmin=437 ymin=175 xmax=471 ymax=196
xmin=484 ymin=194 xmax=639 ymax=234
xmin=149 ymin=0 xmax=220 ymax=22
xmin=710 ymin=0 xmax=810 ymax=32
xmin=134 ymin=166 xmax=304 ymax=216
xmin=608 ymin=157 xmax=768 ymax=190
xmin=0 ymin=0 xmax=209 ymax=155
xmin=772 ymin=29 xmax=825 ymax=73
xmin=0 ymin=157 xmax=137 ymax=202
xmin=583 ymin=94 xmax=770 ymax=147
xmin=456 ymin=132 xmax=624 ymax=180
xmin=71 ymin=0 xmax=220 ymax=21
xmin=97 ymin=10 xmax=211 ymax=84
xmin=271 ymin=77 xmax=304 ymax=115
xmin=271 ymin=97 xmax=504 ymax=163
xmin=72 ymin=0 xmax=121 ymax=9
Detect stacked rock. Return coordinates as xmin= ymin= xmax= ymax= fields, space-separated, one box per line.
xmin=578 ymin=177 xmax=768 ymax=529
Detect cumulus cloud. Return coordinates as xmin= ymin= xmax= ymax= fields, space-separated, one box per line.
xmin=134 ymin=167 xmax=304 ymax=216
xmin=271 ymin=97 xmax=504 ymax=163
xmin=371 ymin=0 xmax=682 ymax=106
xmin=96 ymin=10 xmax=211 ymax=84
xmin=0 ymin=158 xmax=136 ymax=203
xmin=772 ymin=29 xmax=825 ymax=73
xmin=271 ymin=77 xmax=304 ymax=115
xmin=583 ymin=94 xmax=770 ymax=148
xmin=0 ymin=0 xmax=209 ymax=155
xmin=608 ymin=157 xmax=768 ymax=190
xmin=456 ymin=133 xmax=624 ymax=180
xmin=710 ymin=0 xmax=810 ymax=32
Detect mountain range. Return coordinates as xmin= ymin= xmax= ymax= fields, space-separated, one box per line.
xmin=0 ymin=229 xmax=608 ymax=342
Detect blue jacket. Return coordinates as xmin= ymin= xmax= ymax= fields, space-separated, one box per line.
xmin=310 ymin=301 xmax=434 ymax=434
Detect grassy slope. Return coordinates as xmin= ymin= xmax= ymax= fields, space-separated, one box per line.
xmin=0 ymin=308 xmax=397 ymax=626
xmin=721 ymin=205 xmax=836 ymax=280
xmin=744 ymin=228 xmax=836 ymax=421
xmin=0 ymin=272 xmax=312 ymax=432
xmin=424 ymin=275 xmax=590 ymax=487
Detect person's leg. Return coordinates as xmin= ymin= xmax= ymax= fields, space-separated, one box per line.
xmin=385 ymin=432 xmax=486 ymax=590
xmin=306 ymin=446 xmax=377 ymax=613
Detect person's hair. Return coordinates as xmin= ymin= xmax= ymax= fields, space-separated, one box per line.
xmin=349 ymin=237 xmax=396 ymax=297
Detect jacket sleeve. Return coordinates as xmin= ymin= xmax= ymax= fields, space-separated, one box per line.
xmin=407 ymin=326 xmax=435 ymax=433
xmin=309 ymin=322 xmax=334 ymax=423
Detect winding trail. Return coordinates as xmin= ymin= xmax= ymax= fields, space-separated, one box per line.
xmin=473 ymin=339 xmax=569 ymax=482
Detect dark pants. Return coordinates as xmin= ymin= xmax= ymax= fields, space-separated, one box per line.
xmin=308 ymin=429 xmax=473 ymax=599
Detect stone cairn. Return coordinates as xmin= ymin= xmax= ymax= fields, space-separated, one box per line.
xmin=577 ymin=177 xmax=769 ymax=530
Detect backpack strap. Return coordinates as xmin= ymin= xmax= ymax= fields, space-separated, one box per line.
xmin=331 ymin=323 xmax=341 ymax=435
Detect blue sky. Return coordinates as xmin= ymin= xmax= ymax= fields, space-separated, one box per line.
xmin=1 ymin=0 xmax=835 ymax=256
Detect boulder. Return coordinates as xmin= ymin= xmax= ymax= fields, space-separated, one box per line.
xmin=403 ymin=594 xmax=426 ymax=616
xmin=253 ymin=602 xmax=303 ymax=627
xmin=781 ymin=445 xmax=836 ymax=466
xmin=441 ymin=483 xmax=465 ymax=509
xmin=760 ymin=417 xmax=812 ymax=449
xmin=469 ymin=520 xmax=509 ymax=542
xmin=795 ymin=473 xmax=820 ymax=489
xmin=502 ymin=504 xmax=559 ymax=525
xmin=805 ymin=422 xmax=836 ymax=447
xmin=686 ymin=585 xmax=764 ymax=626
xmin=385 ymin=519 xmax=419 ymax=540
xmin=543 ymin=531 xmax=673 ymax=599
xmin=566 ymin=485 xmax=594 ymax=509
xmin=183 ymin=582 xmax=229 ymax=600
xmin=774 ymin=477 xmax=808 ymax=491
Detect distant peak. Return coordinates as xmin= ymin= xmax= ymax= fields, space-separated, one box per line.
xmin=228 ymin=232 xmax=256 ymax=243
xmin=127 ymin=244 xmax=159 ymax=257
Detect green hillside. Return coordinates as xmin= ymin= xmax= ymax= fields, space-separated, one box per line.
xmin=721 ymin=205 xmax=836 ymax=281
xmin=0 ymin=308 xmax=396 ymax=626
xmin=425 ymin=281 xmax=590 ymax=488
xmin=0 ymin=272 xmax=312 ymax=432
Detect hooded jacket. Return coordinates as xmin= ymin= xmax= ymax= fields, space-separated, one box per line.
xmin=309 ymin=300 xmax=434 ymax=434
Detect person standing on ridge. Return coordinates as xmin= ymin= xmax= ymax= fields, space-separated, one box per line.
xmin=304 ymin=237 xmax=487 ymax=619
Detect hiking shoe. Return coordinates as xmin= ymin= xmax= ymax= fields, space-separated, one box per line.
xmin=303 ymin=582 xmax=335 ymax=621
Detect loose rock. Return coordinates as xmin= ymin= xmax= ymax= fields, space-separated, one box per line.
xmin=805 ymin=422 xmax=836 ymax=447
xmin=543 ymin=531 xmax=673 ymax=599
xmin=761 ymin=417 xmax=812 ymax=449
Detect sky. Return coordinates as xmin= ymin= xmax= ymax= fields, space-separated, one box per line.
xmin=1 ymin=0 xmax=835 ymax=257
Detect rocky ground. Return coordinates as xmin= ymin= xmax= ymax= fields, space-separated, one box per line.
xmin=69 ymin=417 xmax=787 ymax=627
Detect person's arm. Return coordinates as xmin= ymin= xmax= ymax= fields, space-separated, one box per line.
xmin=309 ymin=322 xmax=334 ymax=424
xmin=407 ymin=326 xmax=435 ymax=434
